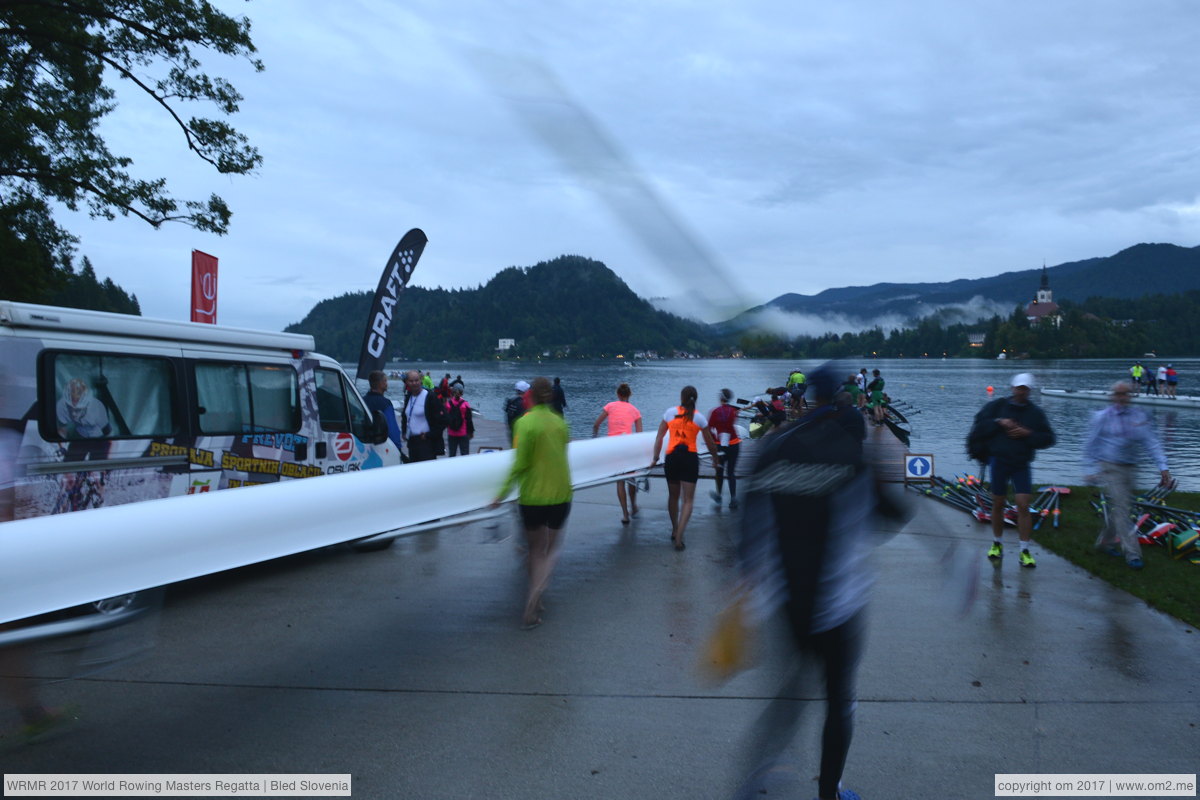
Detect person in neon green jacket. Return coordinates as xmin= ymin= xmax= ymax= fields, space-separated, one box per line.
xmin=492 ymin=377 xmax=572 ymax=630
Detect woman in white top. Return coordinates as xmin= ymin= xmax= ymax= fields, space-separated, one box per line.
xmin=650 ymin=385 xmax=719 ymax=551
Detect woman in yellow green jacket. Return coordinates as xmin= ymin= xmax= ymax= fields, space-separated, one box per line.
xmin=492 ymin=377 xmax=572 ymax=630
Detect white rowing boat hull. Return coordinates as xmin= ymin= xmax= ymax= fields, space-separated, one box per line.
xmin=1040 ymin=388 xmax=1200 ymax=408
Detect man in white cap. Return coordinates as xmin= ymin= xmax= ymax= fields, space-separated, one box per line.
xmin=504 ymin=380 xmax=531 ymax=445
xmin=966 ymin=373 xmax=1056 ymax=567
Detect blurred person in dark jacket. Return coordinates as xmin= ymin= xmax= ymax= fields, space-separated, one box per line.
xmin=967 ymin=373 xmax=1056 ymax=568
xmin=732 ymin=366 xmax=877 ymax=800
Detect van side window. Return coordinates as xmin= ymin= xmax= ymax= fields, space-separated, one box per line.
xmin=314 ymin=368 xmax=373 ymax=440
xmin=194 ymin=362 xmax=299 ymax=435
xmin=345 ymin=380 xmax=374 ymax=442
xmin=47 ymin=352 xmax=176 ymax=439
xmin=315 ymin=368 xmax=350 ymax=432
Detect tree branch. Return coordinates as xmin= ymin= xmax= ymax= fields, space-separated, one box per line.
xmin=1 ymin=0 xmax=216 ymax=49
xmin=7 ymin=21 xmax=221 ymax=169
xmin=3 ymin=169 xmax=190 ymax=227
xmin=92 ymin=49 xmax=221 ymax=168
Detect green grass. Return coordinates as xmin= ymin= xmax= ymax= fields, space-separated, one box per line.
xmin=1029 ymin=487 xmax=1200 ymax=628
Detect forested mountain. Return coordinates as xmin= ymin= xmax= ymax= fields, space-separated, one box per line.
xmin=285 ymin=244 xmax=1200 ymax=361
xmin=285 ymin=255 xmax=713 ymax=361
xmin=740 ymin=243 xmax=1200 ymax=323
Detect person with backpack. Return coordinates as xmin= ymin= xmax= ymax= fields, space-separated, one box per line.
xmin=363 ymin=370 xmax=402 ymax=451
xmin=504 ymin=381 xmax=530 ymax=446
xmin=444 ymin=386 xmax=473 ymax=457
xmin=966 ymin=373 xmax=1056 ymax=568
xmin=401 ymin=369 xmax=446 ymax=462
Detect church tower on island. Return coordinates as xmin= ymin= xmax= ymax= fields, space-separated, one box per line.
xmin=1025 ymin=264 xmax=1062 ymax=327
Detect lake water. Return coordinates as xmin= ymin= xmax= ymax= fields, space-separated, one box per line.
xmin=379 ymin=358 xmax=1200 ymax=487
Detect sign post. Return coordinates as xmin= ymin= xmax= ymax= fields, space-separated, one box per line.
xmin=903 ymin=454 xmax=935 ymax=485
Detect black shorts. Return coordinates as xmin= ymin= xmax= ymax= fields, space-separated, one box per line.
xmin=989 ymin=458 xmax=1032 ymax=495
xmin=664 ymin=447 xmax=700 ymax=484
xmin=519 ymin=502 xmax=571 ymax=530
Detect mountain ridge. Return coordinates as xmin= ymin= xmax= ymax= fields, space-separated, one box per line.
xmin=743 ymin=242 xmax=1200 ymax=322
xmin=284 ymin=254 xmax=712 ymax=361
xmin=284 ymin=243 xmax=1200 ymax=360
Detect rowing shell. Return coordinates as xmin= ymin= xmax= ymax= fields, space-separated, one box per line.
xmin=1040 ymin=388 xmax=1200 ymax=408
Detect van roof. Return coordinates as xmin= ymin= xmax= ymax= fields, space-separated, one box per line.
xmin=0 ymin=301 xmax=316 ymax=352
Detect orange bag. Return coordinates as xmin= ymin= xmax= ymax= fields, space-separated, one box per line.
xmin=699 ymin=594 xmax=753 ymax=684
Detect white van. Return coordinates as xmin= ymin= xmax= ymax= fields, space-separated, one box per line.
xmin=0 ymin=301 xmax=398 ymax=641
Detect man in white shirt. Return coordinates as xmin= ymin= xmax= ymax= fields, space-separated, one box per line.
xmin=1082 ymin=380 xmax=1170 ymax=569
xmin=401 ymin=370 xmax=444 ymax=462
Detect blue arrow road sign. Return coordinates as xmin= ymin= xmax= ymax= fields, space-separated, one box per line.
xmin=905 ymin=455 xmax=932 ymax=478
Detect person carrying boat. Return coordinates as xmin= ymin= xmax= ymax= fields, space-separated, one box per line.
xmin=707 ymin=388 xmax=743 ymax=509
xmin=650 ymin=385 xmax=720 ymax=551
xmin=592 ymin=382 xmax=643 ymax=524
xmin=492 ymin=377 xmax=572 ymax=630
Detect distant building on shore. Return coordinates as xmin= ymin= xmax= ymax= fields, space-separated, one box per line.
xmin=1025 ymin=265 xmax=1063 ymax=327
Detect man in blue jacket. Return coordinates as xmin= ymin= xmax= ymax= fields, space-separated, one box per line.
xmin=364 ymin=371 xmax=402 ymax=450
xmin=968 ymin=373 xmax=1056 ymax=567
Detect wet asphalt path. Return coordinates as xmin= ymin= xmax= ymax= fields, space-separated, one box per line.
xmin=3 ymin=467 xmax=1197 ymax=798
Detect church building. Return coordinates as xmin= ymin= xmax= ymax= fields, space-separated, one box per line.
xmin=1025 ymin=265 xmax=1063 ymax=327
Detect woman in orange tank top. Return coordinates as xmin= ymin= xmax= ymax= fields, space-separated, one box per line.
xmin=592 ymin=382 xmax=644 ymax=524
xmin=650 ymin=385 xmax=719 ymax=551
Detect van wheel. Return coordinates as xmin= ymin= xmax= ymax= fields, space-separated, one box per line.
xmin=93 ymin=594 xmax=138 ymax=614
xmin=352 ymin=537 xmax=395 ymax=552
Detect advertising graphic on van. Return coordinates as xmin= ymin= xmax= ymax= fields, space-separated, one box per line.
xmin=1 ymin=301 xmax=398 ymax=523
xmin=333 ymin=432 xmax=356 ymax=461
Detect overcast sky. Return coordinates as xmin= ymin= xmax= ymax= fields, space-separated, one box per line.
xmin=59 ymin=0 xmax=1200 ymax=334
